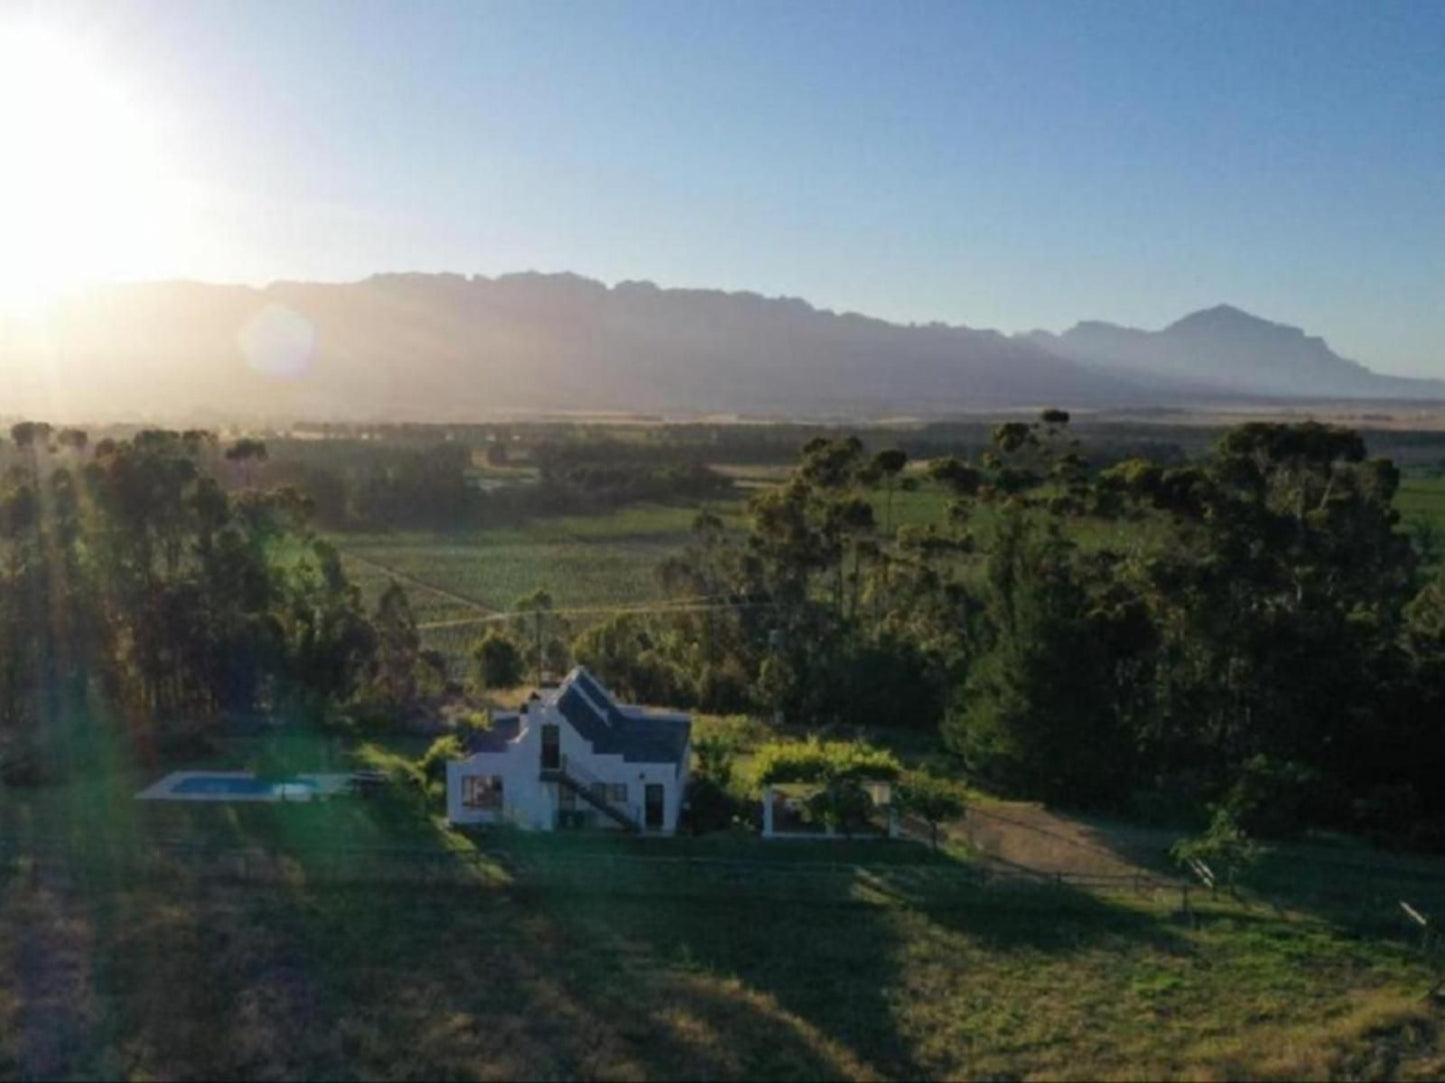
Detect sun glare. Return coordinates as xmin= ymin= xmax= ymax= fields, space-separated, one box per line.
xmin=0 ymin=24 xmax=187 ymax=310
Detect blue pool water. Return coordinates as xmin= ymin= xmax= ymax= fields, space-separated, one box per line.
xmin=172 ymin=775 xmax=316 ymax=796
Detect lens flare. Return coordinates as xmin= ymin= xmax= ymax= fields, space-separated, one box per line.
xmin=239 ymin=303 xmax=316 ymax=379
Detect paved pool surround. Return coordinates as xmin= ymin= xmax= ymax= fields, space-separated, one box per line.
xmin=135 ymin=770 xmax=354 ymax=802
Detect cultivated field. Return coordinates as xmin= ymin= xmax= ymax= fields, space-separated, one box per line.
xmin=1397 ymin=474 xmax=1445 ymax=541
xmin=335 ymin=504 xmax=747 ymax=616
xmin=326 ymin=465 xmax=1198 ymax=671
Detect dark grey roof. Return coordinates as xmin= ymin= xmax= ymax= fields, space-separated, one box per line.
xmin=555 ymin=670 xmax=691 ymax=765
xmin=463 ymin=712 xmax=522 ymax=754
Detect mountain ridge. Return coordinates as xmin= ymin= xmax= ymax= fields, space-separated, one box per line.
xmin=1 ymin=273 xmax=1439 ymax=422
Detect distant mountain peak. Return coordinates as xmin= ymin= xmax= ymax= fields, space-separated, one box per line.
xmin=1031 ymin=301 xmax=1436 ymax=400
xmin=1166 ymin=304 xmax=1275 ymax=332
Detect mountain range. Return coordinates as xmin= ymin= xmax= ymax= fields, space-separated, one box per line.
xmin=1 ymin=273 xmax=1438 ymax=422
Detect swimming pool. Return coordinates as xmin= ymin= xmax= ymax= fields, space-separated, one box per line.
xmin=136 ymin=771 xmax=352 ymax=802
xmin=172 ymin=775 xmax=317 ymax=797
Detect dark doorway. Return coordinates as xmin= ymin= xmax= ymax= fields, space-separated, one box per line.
xmin=644 ymin=783 xmax=664 ymax=830
xmin=541 ymin=724 xmax=560 ymax=771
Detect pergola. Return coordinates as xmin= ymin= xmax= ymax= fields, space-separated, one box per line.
xmin=753 ymin=740 xmax=902 ymax=840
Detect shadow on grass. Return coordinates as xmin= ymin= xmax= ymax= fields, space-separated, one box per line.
xmin=2 ymin=735 xmax=1204 ymax=1082
xmin=490 ymin=845 xmax=1197 ymax=1079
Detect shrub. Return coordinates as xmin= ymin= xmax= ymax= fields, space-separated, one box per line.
xmin=418 ymin=734 xmax=465 ymax=786
xmin=454 ymin=709 xmax=491 ymax=740
xmin=683 ymin=734 xmax=747 ymax=835
xmin=684 ymin=775 xmax=746 ymax=835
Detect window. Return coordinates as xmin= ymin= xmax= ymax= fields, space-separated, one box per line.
xmin=609 ymin=783 xmax=628 ymax=804
xmin=462 ymin=775 xmax=503 ymax=810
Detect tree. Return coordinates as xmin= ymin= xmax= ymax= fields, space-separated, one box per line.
xmin=0 ymin=427 xmax=378 ymax=781
xmin=896 ymin=771 xmax=967 ymax=850
xmin=871 ymin=448 xmax=909 ymax=537
xmin=225 ymin=437 xmax=268 ymax=487
xmin=370 ymin=581 xmax=421 ymax=713
xmin=944 ymin=509 xmax=1137 ymax=806
xmin=1170 ymin=807 xmax=1260 ymax=897
xmin=571 ymin=614 xmax=689 ymax=705
xmin=55 ymin=428 xmax=89 ymax=456
xmin=514 ymin=587 xmax=569 ymax=683
xmin=9 ymin=421 xmax=53 ymax=454
xmin=473 ymin=630 xmax=526 ymax=690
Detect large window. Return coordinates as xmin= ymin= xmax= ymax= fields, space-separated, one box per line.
xmin=462 ymin=774 xmax=503 ymax=810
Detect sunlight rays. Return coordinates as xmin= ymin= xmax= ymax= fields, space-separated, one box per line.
xmin=0 ymin=21 xmax=189 ymax=310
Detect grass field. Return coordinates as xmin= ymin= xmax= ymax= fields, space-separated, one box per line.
xmin=4 ymin=739 xmax=1445 ymax=1081
xmin=5 ymin=704 xmax=1445 ymax=1082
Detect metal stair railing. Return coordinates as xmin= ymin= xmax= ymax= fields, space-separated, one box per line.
xmin=547 ymin=754 xmax=639 ymax=832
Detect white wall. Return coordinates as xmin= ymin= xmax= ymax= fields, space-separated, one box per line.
xmin=446 ymin=701 xmax=690 ymax=833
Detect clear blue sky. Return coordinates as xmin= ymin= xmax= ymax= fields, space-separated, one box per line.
xmin=27 ymin=0 xmax=1445 ymax=374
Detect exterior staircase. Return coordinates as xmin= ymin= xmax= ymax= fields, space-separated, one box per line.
xmin=541 ymin=754 xmax=640 ymax=832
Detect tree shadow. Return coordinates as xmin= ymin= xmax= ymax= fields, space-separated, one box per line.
xmin=913 ymin=878 xmax=1193 ymax=956
xmin=527 ymin=857 xmax=1198 ymax=1079
xmin=2 ymin=756 xmax=1204 ymax=1082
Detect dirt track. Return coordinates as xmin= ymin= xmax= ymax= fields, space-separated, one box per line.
xmin=949 ymin=801 xmax=1180 ymax=879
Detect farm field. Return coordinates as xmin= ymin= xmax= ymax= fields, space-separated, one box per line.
xmin=1397 ymin=474 xmax=1445 ymax=539
xmin=328 ymin=464 xmax=1445 ymax=681
xmin=328 ymin=473 xmax=1181 ymax=666
xmin=330 ymin=503 xmax=749 ymax=636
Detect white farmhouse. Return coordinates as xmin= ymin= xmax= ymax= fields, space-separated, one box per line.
xmin=446 ymin=667 xmax=691 ymax=834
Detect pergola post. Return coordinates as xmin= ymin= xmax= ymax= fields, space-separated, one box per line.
xmin=762 ymin=785 xmax=775 ymax=838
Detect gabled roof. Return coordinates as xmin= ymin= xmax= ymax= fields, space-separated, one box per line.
xmin=552 ymin=667 xmax=691 ymax=765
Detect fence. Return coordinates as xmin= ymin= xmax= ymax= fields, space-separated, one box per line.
xmin=5 ymin=833 xmax=1442 ymax=935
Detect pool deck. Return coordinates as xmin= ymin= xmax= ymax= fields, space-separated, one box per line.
xmin=136 ymin=770 xmax=355 ymax=802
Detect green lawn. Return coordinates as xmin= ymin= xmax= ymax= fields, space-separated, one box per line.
xmin=3 ymin=717 xmax=1444 ymax=1081
xmin=2 ymin=827 xmax=1440 ymax=1078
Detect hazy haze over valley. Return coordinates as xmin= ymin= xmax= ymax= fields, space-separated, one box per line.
xmin=3 ymin=273 xmax=1440 ymax=423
